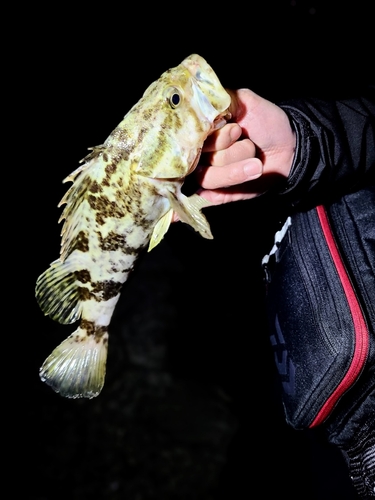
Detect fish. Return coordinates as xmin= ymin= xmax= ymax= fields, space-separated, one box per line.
xmin=35 ymin=54 xmax=231 ymax=399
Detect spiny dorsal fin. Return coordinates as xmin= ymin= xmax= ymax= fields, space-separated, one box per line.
xmin=57 ymin=150 xmax=109 ymax=261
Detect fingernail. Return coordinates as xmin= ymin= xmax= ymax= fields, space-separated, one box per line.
xmin=244 ymin=161 xmax=262 ymax=179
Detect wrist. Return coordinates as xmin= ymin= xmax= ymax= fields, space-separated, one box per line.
xmin=268 ymin=116 xmax=296 ymax=180
xmin=279 ymin=130 xmax=297 ymax=178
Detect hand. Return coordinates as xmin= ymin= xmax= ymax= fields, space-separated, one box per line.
xmin=195 ymin=88 xmax=297 ymax=205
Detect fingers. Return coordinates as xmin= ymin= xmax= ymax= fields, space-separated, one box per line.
xmin=205 ymin=138 xmax=257 ymax=168
xmin=196 ymin=157 xmax=263 ymax=191
xmin=198 ymin=136 xmax=260 ymax=191
xmin=197 ymin=187 xmax=260 ymax=205
xmin=203 ymin=123 xmax=242 ymax=152
xmin=172 ymin=156 xmax=263 ymax=219
xmin=198 ymin=171 xmax=286 ymax=206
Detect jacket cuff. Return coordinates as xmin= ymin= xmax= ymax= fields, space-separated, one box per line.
xmin=278 ymin=106 xmax=318 ymax=207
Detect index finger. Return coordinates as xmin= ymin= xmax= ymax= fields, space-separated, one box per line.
xmin=203 ymin=122 xmax=242 ymax=153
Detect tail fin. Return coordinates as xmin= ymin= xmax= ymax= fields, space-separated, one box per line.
xmin=39 ymin=327 xmax=108 ymax=399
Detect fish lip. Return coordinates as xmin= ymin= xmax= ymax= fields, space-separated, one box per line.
xmin=224 ymin=110 xmax=232 ymax=121
xmin=211 ymin=110 xmax=232 ymax=132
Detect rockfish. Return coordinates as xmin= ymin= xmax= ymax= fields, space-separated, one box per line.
xmin=35 ymin=54 xmax=231 ymax=399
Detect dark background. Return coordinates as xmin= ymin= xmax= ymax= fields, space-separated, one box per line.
xmin=14 ymin=1 xmax=373 ymax=498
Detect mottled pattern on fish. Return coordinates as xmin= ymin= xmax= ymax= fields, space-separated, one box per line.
xmin=35 ymin=54 xmax=231 ymax=399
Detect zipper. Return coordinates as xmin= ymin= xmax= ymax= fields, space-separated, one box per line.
xmin=309 ymin=205 xmax=370 ymax=427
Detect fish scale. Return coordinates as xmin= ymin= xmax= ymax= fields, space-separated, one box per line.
xmin=35 ymin=54 xmax=231 ymax=399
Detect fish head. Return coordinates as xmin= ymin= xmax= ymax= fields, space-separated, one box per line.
xmin=128 ymin=54 xmax=231 ymax=179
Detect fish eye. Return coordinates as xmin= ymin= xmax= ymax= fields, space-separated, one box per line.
xmin=167 ymin=88 xmax=182 ymax=108
xmin=171 ymin=93 xmax=180 ymax=107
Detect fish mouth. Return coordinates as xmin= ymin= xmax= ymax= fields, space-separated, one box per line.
xmin=212 ymin=110 xmax=232 ymax=133
xmin=183 ymin=54 xmax=231 ymax=128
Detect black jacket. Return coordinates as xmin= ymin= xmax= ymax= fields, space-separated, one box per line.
xmin=280 ymin=83 xmax=375 ymax=209
xmin=265 ymin=86 xmax=375 ymax=497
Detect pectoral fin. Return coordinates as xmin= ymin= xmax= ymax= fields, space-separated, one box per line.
xmin=148 ymin=208 xmax=173 ymax=252
xmin=167 ymin=192 xmax=213 ymax=240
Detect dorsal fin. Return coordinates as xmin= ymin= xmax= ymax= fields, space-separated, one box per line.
xmin=57 ymin=148 xmax=107 ymax=261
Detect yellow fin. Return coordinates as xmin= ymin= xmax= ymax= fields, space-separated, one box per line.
xmin=148 ymin=209 xmax=173 ymax=252
xmin=35 ymin=258 xmax=83 ymax=324
xmin=167 ymin=192 xmax=213 ymax=239
xmin=39 ymin=327 xmax=108 ymax=399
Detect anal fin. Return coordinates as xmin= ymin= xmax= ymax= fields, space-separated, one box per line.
xmin=36 ymin=258 xmax=83 ymax=325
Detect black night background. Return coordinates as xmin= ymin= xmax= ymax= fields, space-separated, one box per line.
xmin=12 ymin=1 xmax=373 ymax=498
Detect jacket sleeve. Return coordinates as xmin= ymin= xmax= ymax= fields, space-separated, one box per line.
xmin=278 ymin=84 xmax=375 ymax=209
